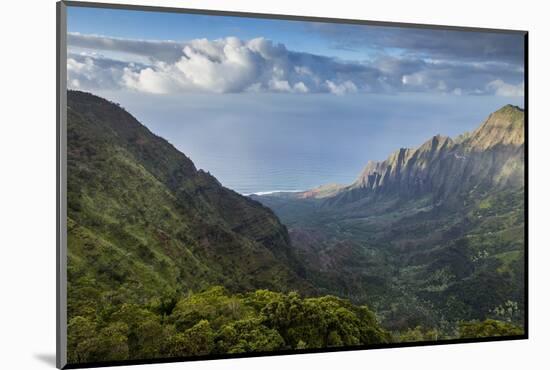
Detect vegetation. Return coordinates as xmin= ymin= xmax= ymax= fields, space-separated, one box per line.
xmin=458 ymin=319 xmax=523 ymax=339
xmin=258 ymin=187 xmax=525 ymax=335
xmin=65 ymin=91 xmax=525 ymax=365
xmin=66 ymin=91 xmax=313 ymax=311
xmin=256 ymin=106 xmax=525 ymax=335
xmin=67 ymin=287 xmax=389 ymax=363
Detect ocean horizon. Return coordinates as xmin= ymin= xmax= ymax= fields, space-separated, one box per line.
xmin=242 ymin=189 xmax=305 ymax=196
xmin=92 ymin=90 xmax=523 ymax=195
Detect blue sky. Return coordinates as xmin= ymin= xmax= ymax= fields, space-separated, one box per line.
xmin=66 ymin=5 xmax=525 ymax=96
xmin=68 ymin=7 xmax=377 ymax=60
xmin=66 ymin=5 xmax=525 ymax=193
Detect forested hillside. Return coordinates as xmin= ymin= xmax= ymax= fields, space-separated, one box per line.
xmin=255 ymin=106 xmax=525 ymax=335
xmin=65 ymin=91 xmax=523 ymax=365
xmin=66 ymin=91 xmax=393 ymax=364
xmin=67 ymin=287 xmax=390 ymax=363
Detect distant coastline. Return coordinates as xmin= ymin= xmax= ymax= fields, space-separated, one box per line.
xmin=243 ymin=189 xmax=303 ymax=196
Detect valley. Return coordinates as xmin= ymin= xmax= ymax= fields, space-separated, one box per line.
xmin=65 ymin=91 xmax=525 ymax=364
xmin=252 ymin=105 xmax=525 ymax=333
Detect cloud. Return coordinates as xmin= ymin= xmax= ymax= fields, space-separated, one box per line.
xmin=70 ymin=35 xmax=373 ymax=94
xmin=120 ymin=37 xmax=295 ymax=93
xmin=68 ymin=33 xmax=185 ymax=63
xmin=308 ymin=23 xmax=525 ymax=64
xmin=67 ymin=53 xmax=138 ymax=90
xmin=486 ymin=79 xmax=524 ymax=97
xmin=67 ymin=33 xmax=524 ymax=97
xmin=326 ymin=80 xmax=358 ymax=95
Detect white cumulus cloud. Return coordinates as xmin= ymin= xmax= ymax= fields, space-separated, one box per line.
xmin=325 ymin=80 xmax=358 ymax=95
xmin=115 ymin=37 xmax=369 ymax=94
xmin=486 ymin=79 xmax=525 ymax=97
xmin=67 ymin=33 xmax=525 ymax=97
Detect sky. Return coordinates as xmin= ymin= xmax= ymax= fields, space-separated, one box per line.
xmin=66 ymin=5 xmax=525 ymax=194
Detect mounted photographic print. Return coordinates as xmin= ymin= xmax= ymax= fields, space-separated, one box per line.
xmin=56 ymin=1 xmax=528 ymax=368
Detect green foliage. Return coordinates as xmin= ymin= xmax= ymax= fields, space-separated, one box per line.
xmin=216 ymin=319 xmax=284 ymax=353
xmin=490 ymin=300 xmax=521 ymax=323
xmin=167 ymin=320 xmax=215 ymax=356
xmin=397 ymin=326 xmax=440 ymax=342
xmin=259 ymin=292 xmax=379 ymax=348
xmin=67 ymin=287 xmax=388 ymax=364
xmin=66 ymin=91 xmax=313 ymax=321
xmin=64 ymin=90 xmax=317 ymax=364
xmin=68 ymin=318 xmax=130 ymax=363
xmin=67 ymin=316 xmax=97 ymax=364
xmin=109 ymin=304 xmax=164 ymax=359
xmin=65 ymin=91 xmax=525 ymax=365
xmin=95 ymin=322 xmax=130 ymax=361
xmin=459 ymin=319 xmax=523 ymax=339
xmin=260 ymin=186 xmax=525 ymax=333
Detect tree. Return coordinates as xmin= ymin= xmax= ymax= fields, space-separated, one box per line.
xmin=167 ymin=320 xmax=214 ymax=357
xmin=398 ymin=326 xmax=440 ymax=342
xmin=110 ymin=303 xmax=163 ymax=358
xmin=459 ymin=319 xmax=523 ymax=339
xmin=67 ymin=316 xmax=98 ymax=363
xmin=95 ymin=322 xmax=130 ymax=361
xmin=216 ymin=318 xmax=285 ymax=353
xmin=170 ymin=286 xmax=247 ymax=332
xmin=260 ymin=291 xmax=388 ymax=349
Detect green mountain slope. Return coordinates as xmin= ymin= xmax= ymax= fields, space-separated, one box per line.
xmin=254 ymin=105 xmax=525 ymax=332
xmin=64 ymin=91 xmax=522 ymax=364
xmin=66 ymin=90 xmax=395 ymax=364
xmin=67 ymin=90 xmax=315 ymax=317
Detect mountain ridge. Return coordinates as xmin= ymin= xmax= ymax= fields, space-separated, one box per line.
xmin=281 ymin=104 xmax=524 ymax=207
xmin=66 ymin=90 xmax=314 ymax=312
xmin=64 ymin=91 xmax=524 ymax=363
xmin=252 ymin=104 xmax=525 ymax=330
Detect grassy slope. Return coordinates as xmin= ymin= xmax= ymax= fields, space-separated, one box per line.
xmin=66 ymin=91 xmax=314 ymax=319
xmin=65 ymin=90 xmax=396 ymax=364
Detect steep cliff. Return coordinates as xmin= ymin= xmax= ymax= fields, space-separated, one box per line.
xmin=324 ymin=105 xmax=524 ymax=207
xmin=66 ymin=90 xmax=312 ymax=317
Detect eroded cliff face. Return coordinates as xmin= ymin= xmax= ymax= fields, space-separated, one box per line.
xmin=253 ymin=105 xmax=525 ymax=329
xmin=324 ymin=105 xmax=524 ymax=207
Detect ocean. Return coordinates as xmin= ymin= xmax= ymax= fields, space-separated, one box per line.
xmin=94 ymin=90 xmax=523 ymax=195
